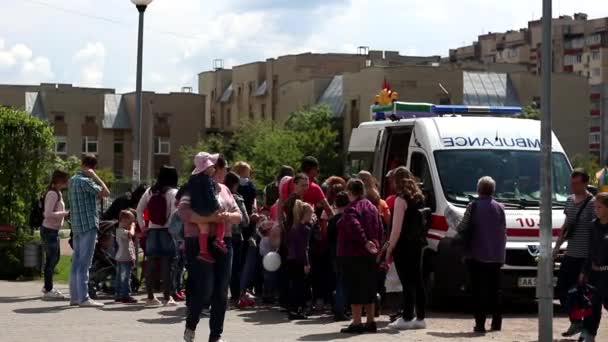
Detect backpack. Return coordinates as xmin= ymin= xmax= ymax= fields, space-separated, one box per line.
xmin=399 ymin=199 xmax=431 ymax=245
xmin=147 ymin=188 xmax=168 ymax=226
xmin=29 ymin=190 xmax=59 ymax=229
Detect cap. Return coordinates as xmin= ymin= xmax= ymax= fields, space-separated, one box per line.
xmin=192 ymin=152 xmax=219 ymax=175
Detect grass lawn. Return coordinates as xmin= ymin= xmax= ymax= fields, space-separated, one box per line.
xmin=54 ymin=255 xmax=71 ymax=283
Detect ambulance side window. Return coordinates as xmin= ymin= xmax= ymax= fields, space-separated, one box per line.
xmin=410 ymin=152 xmax=436 ymax=211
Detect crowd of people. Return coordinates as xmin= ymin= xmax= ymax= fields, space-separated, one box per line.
xmin=36 ymin=152 xmax=608 ymax=342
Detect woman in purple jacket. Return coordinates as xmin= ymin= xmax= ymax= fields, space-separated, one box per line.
xmin=456 ymin=176 xmax=506 ymax=334
xmin=337 ymin=178 xmax=384 ymax=334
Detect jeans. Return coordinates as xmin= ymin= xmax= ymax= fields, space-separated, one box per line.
xmin=394 ymin=245 xmax=426 ymax=321
xmin=185 ymin=236 xmax=233 ymax=341
xmin=468 ymin=260 xmax=502 ymax=328
xmin=41 ymin=227 xmax=60 ymax=292
xmin=115 ymin=262 xmax=133 ymax=299
xmin=146 ymin=256 xmax=172 ymax=300
xmin=69 ymin=228 xmax=98 ymax=304
xmin=334 ymin=272 xmax=346 ymax=316
xmin=557 ymin=256 xmax=587 ymax=321
xmin=240 ymin=243 xmax=259 ymax=293
xmin=172 ymin=248 xmax=186 ymax=294
xmin=230 ymin=235 xmax=243 ymax=299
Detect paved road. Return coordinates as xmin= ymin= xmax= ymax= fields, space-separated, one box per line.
xmin=1 ymin=281 xmax=606 ymax=342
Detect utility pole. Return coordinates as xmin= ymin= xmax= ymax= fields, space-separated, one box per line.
xmin=538 ymin=0 xmax=553 ymax=341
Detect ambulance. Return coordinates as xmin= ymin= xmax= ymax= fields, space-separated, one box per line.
xmin=347 ymin=102 xmax=571 ymax=300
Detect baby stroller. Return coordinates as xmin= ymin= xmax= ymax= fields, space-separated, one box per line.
xmin=88 ymin=220 xmax=140 ymax=299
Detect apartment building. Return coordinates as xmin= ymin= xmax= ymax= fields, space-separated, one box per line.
xmin=449 ymin=13 xmax=608 ymax=160
xmin=198 ymin=50 xmax=442 ymax=132
xmin=0 ymin=83 xmax=206 ymax=180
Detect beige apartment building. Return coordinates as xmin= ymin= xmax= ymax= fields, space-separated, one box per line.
xmin=0 ymin=83 xmax=206 ymax=181
xmin=449 ymin=12 xmax=608 ymax=159
xmin=198 ymin=50 xmax=442 ymax=132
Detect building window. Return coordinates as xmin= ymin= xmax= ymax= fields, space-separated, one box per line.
xmin=261 ymin=103 xmax=266 ymax=120
xmin=591 ymin=50 xmax=601 ymax=60
xmin=85 ymin=116 xmax=95 ymax=124
xmin=55 ymin=115 xmax=64 ymax=122
xmin=592 ymin=68 xmax=601 ymax=77
xmin=114 ymin=139 xmax=124 ymax=155
xmin=211 ymin=111 xmax=217 ymax=126
xmin=590 ymin=133 xmax=601 ymax=144
xmin=249 ymin=105 xmax=254 ymax=120
xmin=590 ymin=117 xmax=601 ymax=128
xmin=55 ymin=136 xmax=67 ymax=155
xmin=82 ymin=136 xmax=98 ymax=154
xmin=227 ymin=108 xmax=232 ymax=127
xmin=154 ymin=137 xmax=170 ymax=155
xmin=575 ymin=54 xmax=583 ymax=64
xmin=211 ymin=90 xmax=215 ymax=101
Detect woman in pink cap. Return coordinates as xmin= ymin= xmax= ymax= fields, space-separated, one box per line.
xmin=183 ymin=152 xmax=227 ymax=263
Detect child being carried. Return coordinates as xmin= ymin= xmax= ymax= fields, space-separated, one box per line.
xmin=187 ymin=152 xmax=227 ymax=263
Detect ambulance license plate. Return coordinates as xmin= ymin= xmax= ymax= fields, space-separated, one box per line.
xmin=518 ymin=277 xmax=536 ymax=288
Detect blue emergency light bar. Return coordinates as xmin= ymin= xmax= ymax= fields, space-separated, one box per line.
xmin=432 ymin=105 xmax=522 ymax=115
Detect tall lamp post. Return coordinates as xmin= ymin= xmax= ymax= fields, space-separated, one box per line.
xmin=130 ymin=0 xmax=153 ymax=185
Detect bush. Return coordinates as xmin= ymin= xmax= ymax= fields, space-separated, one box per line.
xmin=0 ymin=230 xmax=41 ymax=280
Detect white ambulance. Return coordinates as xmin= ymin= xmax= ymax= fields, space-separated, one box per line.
xmin=348 ymin=103 xmax=571 ymax=300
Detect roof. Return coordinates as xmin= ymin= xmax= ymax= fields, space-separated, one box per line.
xmin=25 ymin=92 xmax=45 ymax=119
xmin=463 ymin=71 xmax=520 ymax=107
xmin=219 ymin=83 xmax=233 ymax=103
xmin=317 ymin=75 xmax=344 ymax=117
xmin=254 ymin=81 xmax=267 ymax=97
xmin=103 ymin=94 xmax=131 ymax=129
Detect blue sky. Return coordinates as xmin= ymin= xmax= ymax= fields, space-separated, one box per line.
xmin=0 ymin=0 xmax=607 ymax=93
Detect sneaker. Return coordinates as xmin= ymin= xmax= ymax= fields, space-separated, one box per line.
xmin=145 ymin=298 xmax=162 ymax=306
xmin=388 ymin=318 xmax=417 ymax=330
xmin=245 ymin=292 xmax=256 ymax=302
xmin=237 ymin=299 xmax=254 ymax=309
xmin=364 ymin=322 xmax=378 ymax=333
xmin=474 ymin=325 xmax=487 ymax=334
xmin=340 ymin=323 xmax=365 ymax=334
xmin=580 ymin=330 xmax=595 ymax=342
xmin=173 ymin=292 xmax=186 ymax=301
xmin=79 ymin=299 xmax=104 ymax=308
xmin=197 ymin=253 xmax=215 ymax=264
xmin=183 ymin=328 xmax=195 ymax=342
xmin=164 ymin=297 xmax=178 ymax=306
xmin=213 ymin=240 xmax=228 ymax=254
xmin=412 ymin=319 xmax=426 ymax=330
xmin=563 ymin=322 xmax=583 ymax=337
xmin=43 ymin=288 xmax=67 ymax=300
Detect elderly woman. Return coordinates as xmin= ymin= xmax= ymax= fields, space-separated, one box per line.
xmin=337 ymin=178 xmax=384 ymax=334
xmin=456 ymin=176 xmax=506 ymax=334
xmin=178 ymin=153 xmax=242 ymax=342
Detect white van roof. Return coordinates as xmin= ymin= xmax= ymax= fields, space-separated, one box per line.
xmin=357 ymin=116 xmax=566 ymax=153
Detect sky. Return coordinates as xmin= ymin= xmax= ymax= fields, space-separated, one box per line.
xmin=1 ymin=0 xmax=607 ymax=93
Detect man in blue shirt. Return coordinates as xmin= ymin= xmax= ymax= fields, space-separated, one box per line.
xmin=68 ymin=154 xmax=110 ymax=307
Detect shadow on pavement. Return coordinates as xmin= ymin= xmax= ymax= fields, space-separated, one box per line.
xmin=138 ymin=316 xmax=184 ymax=325
xmin=0 ymin=296 xmax=40 ymax=304
xmin=238 ymin=309 xmax=289 ymax=325
xmin=427 ymin=331 xmax=487 ymax=339
xmin=158 ymin=307 xmax=186 ymax=317
xmin=297 ymin=332 xmax=351 ymax=341
xmin=102 ymin=304 xmax=147 ymax=312
xmin=13 ymin=305 xmax=71 ymax=314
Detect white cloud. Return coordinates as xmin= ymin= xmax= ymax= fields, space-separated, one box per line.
xmin=0 ymin=37 xmax=54 ymax=83
xmin=73 ymin=42 xmax=106 ymax=87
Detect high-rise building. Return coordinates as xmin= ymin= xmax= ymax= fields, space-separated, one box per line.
xmin=449 ymin=13 xmax=608 ymax=160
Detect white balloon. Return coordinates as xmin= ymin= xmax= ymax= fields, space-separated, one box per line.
xmin=263 ymin=251 xmax=281 ymax=272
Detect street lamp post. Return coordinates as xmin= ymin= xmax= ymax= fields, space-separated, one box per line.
xmin=131 ymin=0 xmax=153 ymax=185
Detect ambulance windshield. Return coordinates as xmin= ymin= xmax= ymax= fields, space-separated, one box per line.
xmin=435 ymin=150 xmax=571 ymax=206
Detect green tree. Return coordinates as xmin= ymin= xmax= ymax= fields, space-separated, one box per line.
xmin=0 ymin=106 xmax=55 ymax=230
xmin=179 ymin=133 xmax=235 ymax=181
xmin=572 ymin=154 xmax=601 ymax=184
xmin=517 ymin=104 xmax=540 ymax=120
xmin=54 ymin=155 xmax=81 ymax=176
xmin=286 ymin=104 xmax=341 ymax=179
